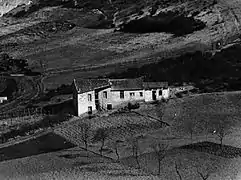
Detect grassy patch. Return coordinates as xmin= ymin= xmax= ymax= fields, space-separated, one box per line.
xmin=0 ymin=132 xmax=75 ymax=162
xmin=121 ymin=147 xmax=226 ymax=179
xmin=152 ymin=93 xmax=241 ymax=138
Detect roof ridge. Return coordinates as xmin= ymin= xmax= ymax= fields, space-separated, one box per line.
xmin=109 ymin=77 xmax=143 ymax=80
xmin=75 ymin=78 xmax=109 ymax=80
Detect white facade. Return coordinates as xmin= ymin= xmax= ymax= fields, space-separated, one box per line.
xmin=162 ymin=88 xmax=170 ymax=99
xmin=74 ymin=88 xmax=170 ymax=116
xmin=110 ymin=89 xmax=145 ymax=107
xmin=97 ymin=88 xmax=112 ymax=110
xmin=76 ymin=91 xmax=96 ymax=116
xmin=73 ymin=78 xmax=171 ymax=116
xmin=144 ymin=88 xmax=170 ymax=102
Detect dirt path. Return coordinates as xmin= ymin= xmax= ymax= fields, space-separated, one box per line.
xmin=0 ymin=75 xmax=43 ymax=114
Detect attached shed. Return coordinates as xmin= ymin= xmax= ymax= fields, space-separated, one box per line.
xmin=143 ymin=82 xmax=169 ymax=102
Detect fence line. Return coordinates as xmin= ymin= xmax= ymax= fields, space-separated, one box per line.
xmin=0 ymin=107 xmax=53 ymax=121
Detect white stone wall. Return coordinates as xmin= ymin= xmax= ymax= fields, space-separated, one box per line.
xmin=144 ymin=88 xmax=170 ymax=102
xmin=162 ymin=88 xmax=170 ymax=99
xmin=98 ymin=88 xmax=112 ymax=109
xmin=110 ymin=90 xmax=145 ymax=107
xmin=77 ymin=91 xmax=96 ymax=116
xmin=144 ymin=90 xmax=153 ymax=102
xmin=156 ymin=89 xmax=164 ymax=101
xmin=75 ymin=87 xmax=171 ymax=116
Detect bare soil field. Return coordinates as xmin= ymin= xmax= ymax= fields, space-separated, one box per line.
xmin=52 ymin=91 xmax=241 ymax=179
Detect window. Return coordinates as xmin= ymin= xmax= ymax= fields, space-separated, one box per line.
xmin=88 ymin=94 xmax=92 ymax=101
xmin=130 ymin=92 xmax=135 ymax=97
xmin=159 ymin=90 xmax=162 ymax=96
xmin=103 ymin=91 xmax=107 ymax=98
xmin=140 ymin=92 xmax=143 ymax=97
xmin=120 ymin=91 xmax=124 ymax=99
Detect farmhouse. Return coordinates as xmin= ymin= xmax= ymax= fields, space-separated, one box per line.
xmin=0 ymin=96 xmax=7 ymax=104
xmin=72 ymin=77 xmax=170 ymax=116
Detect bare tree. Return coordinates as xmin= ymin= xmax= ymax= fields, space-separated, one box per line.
xmin=174 ymin=160 xmax=183 ymax=180
xmin=127 ymin=136 xmax=140 ymax=169
xmin=150 ymin=141 xmax=169 ymax=175
xmin=113 ymin=140 xmax=121 ymax=161
xmin=196 ymin=168 xmax=210 ymax=180
xmin=194 ymin=160 xmax=218 ymax=180
xmin=186 ymin=119 xmax=195 ymax=141
xmin=210 ymin=115 xmax=235 ymax=149
xmin=92 ymin=128 xmax=108 ymax=156
xmin=79 ymin=122 xmax=92 ymax=151
xmin=39 ymin=59 xmax=47 ymax=74
xmin=204 ymin=117 xmax=209 ymax=141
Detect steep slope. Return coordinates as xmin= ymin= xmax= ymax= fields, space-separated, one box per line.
xmin=0 ymin=0 xmax=31 ymax=17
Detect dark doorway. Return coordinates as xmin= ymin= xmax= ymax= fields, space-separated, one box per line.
xmin=88 ymin=106 xmax=92 ymax=114
xmin=95 ymin=92 xmax=100 ymax=110
xmin=107 ymin=104 xmax=112 ymax=110
xmin=152 ymin=90 xmax=157 ymax=100
xmin=95 ymin=92 xmax=99 ymax=100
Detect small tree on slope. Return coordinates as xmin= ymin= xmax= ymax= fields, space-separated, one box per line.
xmin=150 ymin=141 xmax=169 ymax=175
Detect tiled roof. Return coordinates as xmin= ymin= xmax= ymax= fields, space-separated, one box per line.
xmin=143 ymin=82 xmax=168 ymax=89
xmin=73 ymin=77 xmax=168 ymax=93
xmin=109 ymin=78 xmax=144 ymax=91
xmin=74 ymin=78 xmax=110 ymax=93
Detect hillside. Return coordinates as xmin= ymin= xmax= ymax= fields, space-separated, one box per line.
xmin=0 ymin=0 xmax=241 ymax=90
xmin=0 ymin=0 xmax=31 ymax=17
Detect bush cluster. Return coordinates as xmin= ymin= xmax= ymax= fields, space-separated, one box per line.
xmin=127 ymin=102 xmax=140 ymax=110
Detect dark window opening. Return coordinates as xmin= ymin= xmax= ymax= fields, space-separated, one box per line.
xmin=103 ymin=91 xmax=107 ymax=98
xmin=120 ymin=91 xmax=124 ymax=99
xmin=152 ymin=91 xmax=157 ymax=100
xmin=107 ymin=104 xmax=112 ymax=110
xmin=88 ymin=106 xmax=92 ymax=114
xmin=159 ymin=90 xmax=162 ymax=96
xmin=140 ymin=92 xmax=143 ymax=97
xmin=88 ymin=94 xmax=92 ymax=101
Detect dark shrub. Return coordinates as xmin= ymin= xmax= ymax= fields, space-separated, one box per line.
xmin=176 ymin=92 xmax=183 ymax=98
xmin=127 ymin=102 xmax=140 ymax=110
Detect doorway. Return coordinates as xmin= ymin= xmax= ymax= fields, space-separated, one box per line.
xmin=107 ymin=104 xmax=112 ymax=110
xmin=152 ymin=90 xmax=157 ymax=100
xmin=88 ymin=106 xmax=92 ymax=114
xmin=95 ymin=92 xmax=100 ymax=110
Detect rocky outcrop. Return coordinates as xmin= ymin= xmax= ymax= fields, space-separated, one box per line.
xmin=0 ymin=0 xmax=32 ymax=17
xmin=113 ymin=0 xmax=218 ymax=33
xmin=0 ymin=0 xmax=78 ymax=17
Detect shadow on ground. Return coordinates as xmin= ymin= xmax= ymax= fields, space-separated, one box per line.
xmin=0 ymin=132 xmax=75 ymax=162
xmin=180 ymin=141 xmax=241 ymax=158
